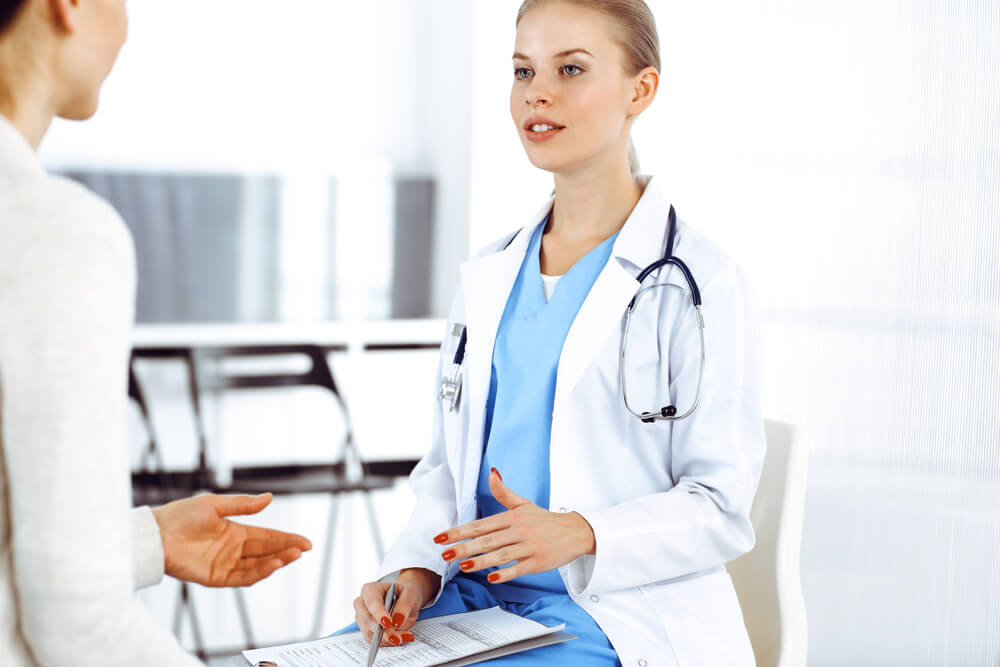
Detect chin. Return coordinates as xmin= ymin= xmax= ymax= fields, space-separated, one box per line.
xmin=524 ymin=148 xmax=574 ymax=174
xmin=57 ymin=95 xmax=101 ymax=122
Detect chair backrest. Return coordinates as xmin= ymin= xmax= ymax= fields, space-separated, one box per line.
xmin=726 ymin=419 xmax=809 ymax=667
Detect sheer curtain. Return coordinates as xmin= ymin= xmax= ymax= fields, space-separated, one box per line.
xmin=468 ymin=1 xmax=1000 ymax=664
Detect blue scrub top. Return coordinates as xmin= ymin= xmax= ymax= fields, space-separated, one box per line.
xmin=471 ymin=218 xmax=620 ymax=601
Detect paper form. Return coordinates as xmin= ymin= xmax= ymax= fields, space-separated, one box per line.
xmin=242 ymin=607 xmax=567 ymax=667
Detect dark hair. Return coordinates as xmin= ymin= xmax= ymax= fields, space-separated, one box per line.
xmin=0 ymin=0 xmax=28 ymax=35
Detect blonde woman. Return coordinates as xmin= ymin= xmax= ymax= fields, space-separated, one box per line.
xmin=349 ymin=1 xmax=765 ymax=664
xmin=0 ymin=1 xmax=311 ymax=665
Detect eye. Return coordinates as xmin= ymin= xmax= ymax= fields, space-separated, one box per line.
xmin=560 ymin=64 xmax=584 ymax=76
xmin=514 ymin=67 xmax=533 ymax=81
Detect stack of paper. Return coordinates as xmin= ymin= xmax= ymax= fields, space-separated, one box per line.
xmin=241 ymin=606 xmax=576 ymax=666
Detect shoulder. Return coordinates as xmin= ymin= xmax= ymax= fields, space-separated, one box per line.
xmin=0 ymin=174 xmax=135 ymax=267
xmin=672 ymin=217 xmax=751 ymax=296
xmin=470 ymin=228 xmax=523 ymax=259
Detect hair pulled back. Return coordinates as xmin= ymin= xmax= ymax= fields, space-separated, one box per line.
xmin=516 ymin=0 xmax=660 ymax=173
xmin=0 ymin=0 xmax=28 ymax=35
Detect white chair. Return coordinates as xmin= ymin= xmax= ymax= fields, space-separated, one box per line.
xmin=727 ymin=419 xmax=809 ymax=667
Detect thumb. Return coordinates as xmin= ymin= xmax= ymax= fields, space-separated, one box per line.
xmin=488 ymin=468 xmax=528 ymax=510
xmin=211 ymin=492 xmax=273 ymax=517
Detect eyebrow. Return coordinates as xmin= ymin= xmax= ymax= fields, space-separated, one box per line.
xmin=512 ymin=48 xmax=595 ymax=61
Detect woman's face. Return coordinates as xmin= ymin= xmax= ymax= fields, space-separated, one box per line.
xmin=510 ymin=2 xmax=638 ymax=175
xmin=57 ymin=0 xmax=128 ymax=120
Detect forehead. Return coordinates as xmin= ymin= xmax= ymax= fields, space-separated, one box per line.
xmin=513 ymin=3 xmax=622 ymax=60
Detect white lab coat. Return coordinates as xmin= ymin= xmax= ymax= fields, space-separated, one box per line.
xmin=377 ymin=175 xmax=765 ymax=666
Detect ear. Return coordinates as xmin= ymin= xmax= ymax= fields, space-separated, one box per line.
xmin=47 ymin=0 xmax=80 ymax=33
xmin=627 ymin=66 xmax=659 ymax=117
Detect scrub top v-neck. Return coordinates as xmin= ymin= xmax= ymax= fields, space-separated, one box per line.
xmin=471 ymin=218 xmax=620 ymax=601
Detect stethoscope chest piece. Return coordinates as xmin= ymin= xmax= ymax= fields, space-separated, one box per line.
xmin=439 ymin=323 xmax=467 ymax=411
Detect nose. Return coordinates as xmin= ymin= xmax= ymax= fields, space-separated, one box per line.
xmin=524 ymin=77 xmax=553 ymax=107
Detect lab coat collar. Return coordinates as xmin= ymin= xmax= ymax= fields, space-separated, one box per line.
xmin=0 ymin=113 xmax=45 ymax=187
xmin=610 ymin=174 xmax=676 ymax=278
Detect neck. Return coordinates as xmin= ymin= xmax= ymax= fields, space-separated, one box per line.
xmin=0 ymin=92 xmax=54 ymax=151
xmin=549 ymin=152 xmax=642 ymax=243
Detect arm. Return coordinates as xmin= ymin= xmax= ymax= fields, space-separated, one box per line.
xmin=0 ymin=184 xmax=202 ymax=666
xmin=565 ymin=265 xmax=766 ymax=595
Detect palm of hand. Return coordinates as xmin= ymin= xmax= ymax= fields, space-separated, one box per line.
xmin=154 ymin=494 xmax=311 ymax=588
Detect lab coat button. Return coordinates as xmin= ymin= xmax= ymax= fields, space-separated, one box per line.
xmin=559 ymin=507 xmax=567 ymax=512
xmin=638 ymin=660 xmax=648 ymax=667
xmin=590 ymin=594 xmax=600 ymax=603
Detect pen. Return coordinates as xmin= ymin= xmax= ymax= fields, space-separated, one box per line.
xmin=366 ymin=582 xmax=399 ymax=667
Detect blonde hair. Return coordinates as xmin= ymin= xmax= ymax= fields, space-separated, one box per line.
xmin=516 ymin=0 xmax=660 ymax=173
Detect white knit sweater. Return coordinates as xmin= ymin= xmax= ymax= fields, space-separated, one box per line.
xmin=0 ymin=115 xmax=202 ymax=666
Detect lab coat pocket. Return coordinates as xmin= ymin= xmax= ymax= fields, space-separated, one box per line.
xmin=640 ymin=571 xmax=755 ymax=667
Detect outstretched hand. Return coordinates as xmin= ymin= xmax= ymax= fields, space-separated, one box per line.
xmin=152 ymin=493 xmax=312 ymax=588
xmin=433 ymin=468 xmax=596 ymax=584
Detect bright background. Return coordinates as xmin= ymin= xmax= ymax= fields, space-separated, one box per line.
xmin=39 ymin=1 xmax=1000 ymax=665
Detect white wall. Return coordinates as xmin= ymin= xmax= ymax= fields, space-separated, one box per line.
xmin=467 ymin=1 xmax=1000 ymax=665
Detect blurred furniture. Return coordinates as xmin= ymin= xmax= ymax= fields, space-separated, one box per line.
xmin=727 ymin=419 xmax=809 ymax=667
xmin=128 ymin=340 xmax=426 ymax=657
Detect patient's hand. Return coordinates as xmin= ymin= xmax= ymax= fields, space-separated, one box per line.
xmin=152 ymin=493 xmax=312 ymax=587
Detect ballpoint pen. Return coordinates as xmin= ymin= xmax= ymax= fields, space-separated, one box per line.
xmin=366 ymin=582 xmax=399 ymax=667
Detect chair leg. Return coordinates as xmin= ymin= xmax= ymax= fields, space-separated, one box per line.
xmin=172 ymin=582 xmax=208 ymax=661
xmin=234 ymin=588 xmax=256 ymax=649
xmin=310 ymin=496 xmax=341 ymax=638
xmin=362 ymin=490 xmax=385 ymax=562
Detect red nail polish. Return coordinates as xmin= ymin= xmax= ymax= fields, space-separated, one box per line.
xmin=488 ymin=572 xmax=500 ymax=583
xmin=402 ymin=632 xmax=415 ymax=643
xmin=392 ymin=613 xmax=405 ymax=628
xmin=442 ymin=549 xmax=456 ymax=561
xmin=380 ymin=616 xmax=392 ymax=629
xmin=491 ymin=467 xmax=502 ymax=481
xmin=460 ymin=560 xmax=475 ymax=571
xmin=434 ymin=533 xmax=449 ymax=544
xmin=389 ymin=634 xmax=402 ymax=646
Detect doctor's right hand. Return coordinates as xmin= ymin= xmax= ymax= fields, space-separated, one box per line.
xmin=354 ymin=567 xmax=441 ymax=646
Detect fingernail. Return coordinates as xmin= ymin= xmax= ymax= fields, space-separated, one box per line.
xmin=402 ymin=632 xmax=415 ymax=643
xmin=491 ymin=467 xmax=502 ymax=481
xmin=460 ymin=560 xmax=475 ymax=571
xmin=389 ymin=634 xmax=402 ymax=646
xmin=392 ymin=613 xmax=405 ymax=628
xmin=380 ymin=616 xmax=392 ymax=629
xmin=441 ymin=549 xmax=456 ymax=561
xmin=433 ymin=533 xmax=449 ymax=544
xmin=488 ymin=572 xmax=500 ymax=583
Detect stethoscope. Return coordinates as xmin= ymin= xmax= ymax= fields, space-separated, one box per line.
xmin=440 ymin=205 xmax=704 ymax=424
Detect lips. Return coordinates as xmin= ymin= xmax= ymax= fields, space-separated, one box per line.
xmin=523 ymin=116 xmax=566 ymax=143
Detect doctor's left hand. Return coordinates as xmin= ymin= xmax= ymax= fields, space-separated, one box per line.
xmin=152 ymin=493 xmax=312 ymax=588
xmin=434 ymin=468 xmax=596 ymax=584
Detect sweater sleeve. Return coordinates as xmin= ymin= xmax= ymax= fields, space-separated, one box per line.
xmin=0 ymin=180 xmax=203 ymax=666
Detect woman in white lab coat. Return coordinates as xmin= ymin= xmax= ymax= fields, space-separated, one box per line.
xmin=351 ymin=0 xmax=765 ymax=664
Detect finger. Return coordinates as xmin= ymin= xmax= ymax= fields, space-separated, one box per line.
xmin=223 ymin=557 xmax=284 ymax=587
xmin=361 ymin=582 xmax=393 ymax=630
xmin=210 ymin=493 xmax=273 ymax=517
xmin=387 ymin=582 xmax=426 ymax=631
xmin=488 ymin=468 xmax=530 ymax=511
xmin=444 ymin=527 xmax=518 ymax=563
xmin=458 ymin=543 xmax=527 ymax=575
xmin=354 ymin=596 xmax=377 ymax=643
xmin=483 ymin=558 xmax=535 ymax=584
xmin=459 ymin=544 xmax=526 ymax=574
xmin=434 ymin=513 xmax=508 ymax=546
xmin=234 ymin=547 xmax=303 ymax=572
xmin=240 ymin=528 xmax=314 ymax=556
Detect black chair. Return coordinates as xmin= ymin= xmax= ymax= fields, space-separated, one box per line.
xmin=130 ymin=343 xmax=421 ymax=655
